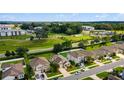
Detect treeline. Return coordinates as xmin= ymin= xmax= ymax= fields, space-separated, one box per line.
xmin=20 ymin=22 xmax=124 ymax=34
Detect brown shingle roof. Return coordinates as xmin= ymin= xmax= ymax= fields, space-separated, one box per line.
xmin=30 ymin=57 xmax=50 ymax=70
xmin=2 ymin=63 xmax=23 ymax=79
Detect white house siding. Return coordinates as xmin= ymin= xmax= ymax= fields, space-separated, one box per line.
xmin=67 ymin=54 xmax=84 ymax=63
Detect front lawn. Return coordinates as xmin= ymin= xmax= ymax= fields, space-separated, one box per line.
xmin=67 ymin=65 xmax=80 ymax=72
xmin=84 ymin=62 xmax=96 ymax=67
xmin=82 ymin=77 xmax=94 ymax=80
xmin=96 ymin=72 xmax=109 ymax=79
xmin=46 ymin=71 xmax=61 ymax=77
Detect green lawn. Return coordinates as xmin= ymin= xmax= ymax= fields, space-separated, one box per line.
xmin=0 ymin=38 xmax=64 ymax=53
xmin=67 ymin=65 xmax=80 ymax=72
xmin=46 ymin=71 xmax=61 ymax=77
xmin=64 ymin=35 xmax=93 ymax=43
xmin=96 ymin=72 xmax=109 ymax=79
xmin=33 ymin=52 xmax=54 ymax=60
xmin=59 ymin=52 xmax=68 ymax=57
xmin=85 ymin=62 xmax=96 ymax=67
xmin=82 ymin=77 xmax=94 ymax=80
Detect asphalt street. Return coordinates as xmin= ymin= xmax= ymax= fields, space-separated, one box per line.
xmin=59 ymin=59 xmax=124 ymax=80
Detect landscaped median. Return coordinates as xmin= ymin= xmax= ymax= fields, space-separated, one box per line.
xmin=96 ymin=71 xmax=109 ymax=80
xmin=82 ymin=77 xmax=94 ymax=80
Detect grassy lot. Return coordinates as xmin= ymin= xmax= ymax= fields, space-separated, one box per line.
xmin=59 ymin=52 xmax=68 ymax=57
xmin=32 ymin=52 xmax=54 ymax=60
xmin=96 ymin=72 xmax=109 ymax=79
xmin=0 ymin=38 xmax=64 ymax=53
xmin=82 ymin=77 xmax=94 ymax=80
xmin=64 ymin=35 xmax=93 ymax=43
xmin=86 ymin=42 xmax=112 ymax=51
xmin=0 ymin=34 xmax=31 ymax=40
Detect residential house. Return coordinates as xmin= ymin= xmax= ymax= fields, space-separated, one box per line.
xmin=1 ymin=63 xmax=24 ymax=80
xmin=51 ymin=55 xmax=70 ymax=69
xmin=30 ymin=57 xmax=50 ymax=73
xmin=67 ymin=50 xmax=93 ymax=63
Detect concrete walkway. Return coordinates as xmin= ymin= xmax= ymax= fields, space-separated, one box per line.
xmin=90 ymin=75 xmax=102 ymax=80
xmin=0 ymin=58 xmax=24 ymax=63
xmin=117 ymin=54 xmax=124 ymax=59
xmin=94 ymin=61 xmax=104 ymax=66
xmin=59 ymin=68 xmax=71 ymax=77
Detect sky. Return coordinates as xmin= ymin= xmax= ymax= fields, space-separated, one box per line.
xmin=0 ymin=13 xmax=124 ymax=22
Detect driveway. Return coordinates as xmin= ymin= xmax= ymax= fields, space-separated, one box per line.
xmin=59 ymin=68 xmax=71 ymax=77
xmin=59 ymin=59 xmax=124 ymax=80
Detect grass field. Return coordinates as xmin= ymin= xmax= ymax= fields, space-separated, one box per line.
xmin=0 ymin=38 xmax=64 ymax=53
xmin=33 ymin=52 xmax=54 ymax=60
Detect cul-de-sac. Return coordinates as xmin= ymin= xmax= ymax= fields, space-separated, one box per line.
xmin=1 ymin=13 xmax=124 ymax=80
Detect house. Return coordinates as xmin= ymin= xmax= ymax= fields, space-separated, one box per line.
xmin=82 ymin=26 xmax=95 ymax=31
xmin=1 ymin=63 xmax=24 ymax=80
xmin=51 ymin=55 xmax=70 ymax=69
xmin=30 ymin=57 xmax=50 ymax=73
xmin=0 ymin=24 xmax=26 ymax=36
xmin=67 ymin=50 xmax=93 ymax=63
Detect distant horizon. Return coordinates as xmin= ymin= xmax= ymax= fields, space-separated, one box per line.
xmin=0 ymin=13 xmax=124 ymax=22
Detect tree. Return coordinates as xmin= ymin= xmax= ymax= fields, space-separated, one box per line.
xmin=34 ymin=27 xmax=48 ymax=39
xmin=5 ymin=50 xmax=11 ymax=57
xmin=53 ymin=44 xmax=63 ymax=53
xmin=25 ymin=64 xmax=34 ymax=80
xmin=11 ymin=51 xmax=16 ymax=56
xmin=78 ymin=42 xmax=85 ymax=49
xmin=30 ymin=36 xmax=34 ymax=41
xmin=85 ymin=56 xmax=94 ymax=63
xmin=50 ymin=62 xmax=59 ymax=73
xmin=62 ymin=40 xmax=72 ymax=49
xmin=16 ymin=47 xmax=29 ymax=57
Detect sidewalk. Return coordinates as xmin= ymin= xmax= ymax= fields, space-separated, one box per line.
xmin=90 ymin=75 xmax=102 ymax=80
xmin=59 ymin=67 xmax=71 ymax=77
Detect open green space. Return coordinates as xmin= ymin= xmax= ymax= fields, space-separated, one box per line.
xmin=59 ymin=52 xmax=68 ymax=57
xmin=96 ymin=71 xmax=109 ymax=79
xmin=86 ymin=42 xmax=112 ymax=51
xmin=0 ymin=38 xmax=64 ymax=53
xmin=82 ymin=77 xmax=94 ymax=80
xmin=32 ymin=52 xmax=54 ymax=60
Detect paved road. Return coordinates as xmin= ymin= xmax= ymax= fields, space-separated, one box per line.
xmin=59 ymin=59 xmax=124 ymax=80
xmin=0 ymin=58 xmax=24 ymax=63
